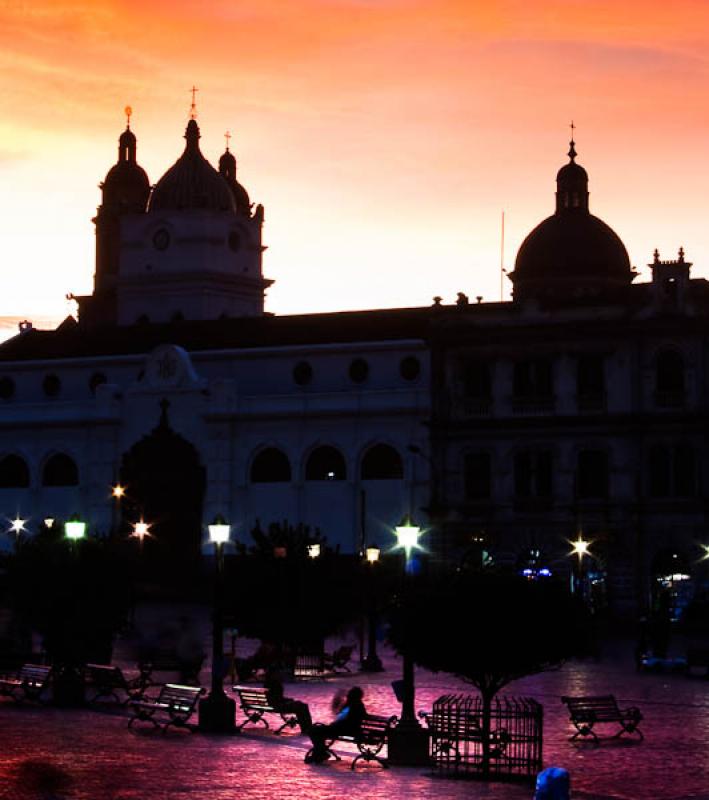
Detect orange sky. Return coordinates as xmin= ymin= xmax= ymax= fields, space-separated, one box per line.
xmin=2 ymin=0 xmax=709 ymax=338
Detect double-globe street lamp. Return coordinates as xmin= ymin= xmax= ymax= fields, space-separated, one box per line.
xmin=198 ymin=515 xmax=236 ymax=733
xmin=387 ymin=514 xmax=430 ymax=766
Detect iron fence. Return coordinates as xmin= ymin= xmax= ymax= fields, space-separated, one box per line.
xmin=428 ymin=693 xmax=543 ymax=781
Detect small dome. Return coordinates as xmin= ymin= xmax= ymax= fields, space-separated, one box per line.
xmin=219 ymin=149 xmax=251 ymax=215
xmin=149 ymin=119 xmax=236 ymax=213
xmin=102 ymin=125 xmax=150 ymax=211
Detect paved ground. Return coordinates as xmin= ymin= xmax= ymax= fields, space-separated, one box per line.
xmin=2 ymin=605 xmax=709 ymax=800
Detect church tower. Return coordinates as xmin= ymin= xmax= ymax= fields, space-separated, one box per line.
xmin=116 ymin=116 xmax=271 ymax=325
xmin=89 ymin=109 xmax=150 ymax=325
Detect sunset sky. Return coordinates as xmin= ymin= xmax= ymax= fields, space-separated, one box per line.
xmin=2 ymin=1 xmax=709 ymax=339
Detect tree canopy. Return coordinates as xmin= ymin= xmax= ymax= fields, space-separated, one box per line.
xmin=388 ymin=571 xmax=590 ymax=699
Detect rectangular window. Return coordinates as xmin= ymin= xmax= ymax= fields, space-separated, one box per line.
xmin=464 ymin=453 xmax=491 ymax=500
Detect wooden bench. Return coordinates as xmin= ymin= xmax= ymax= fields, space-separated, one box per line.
xmin=323 ymin=645 xmax=354 ymax=673
xmin=85 ymin=663 xmax=151 ymax=705
xmin=232 ymin=685 xmax=300 ymax=734
xmin=561 ymin=695 xmax=643 ymax=743
xmin=293 ymin=652 xmax=328 ymax=680
xmin=419 ymin=709 xmax=510 ymax=761
xmin=306 ymin=714 xmax=397 ymax=769
xmin=0 ymin=664 xmax=52 ymax=703
xmin=128 ymin=684 xmax=204 ymax=733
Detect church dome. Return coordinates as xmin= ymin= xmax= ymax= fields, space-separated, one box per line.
xmin=149 ymin=119 xmax=236 ymax=213
xmin=101 ymin=125 xmax=150 ymax=211
xmin=510 ymin=139 xmax=633 ymax=301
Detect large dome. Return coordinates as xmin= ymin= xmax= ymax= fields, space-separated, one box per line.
xmin=510 ymin=141 xmax=634 ymax=301
xmin=149 ymin=119 xmax=236 ymax=213
xmin=514 ymin=212 xmax=631 ymax=284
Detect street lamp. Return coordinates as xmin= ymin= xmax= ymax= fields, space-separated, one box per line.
xmin=307 ymin=543 xmax=321 ymax=559
xmin=111 ymin=484 xmax=126 ymax=499
xmin=388 ymin=514 xmax=429 ymax=766
xmin=9 ymin=516 xmax=26 ymax=535
xmin=198 ymin=515 xmax=236 ymax=733
xmin=571 ymin=536 xmax=590 ymax=600
xmin=64 ymin=515 xmax=86 ymax=541
xmin=361 ymin=545 xmax=383 ymax=672
xmin=43 ymin=517 xmax=55 ymax=529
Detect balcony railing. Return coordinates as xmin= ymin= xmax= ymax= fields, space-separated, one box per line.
xmin=454 ymin=396 xmax=493 ymax=418
xmin=577 ymin=392 xmax=606 ymax=413
xmin=511 ymin=395 xmax=555 ymax=416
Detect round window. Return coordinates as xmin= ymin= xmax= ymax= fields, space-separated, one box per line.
xmin=0 ymin=377 xmax=15 ymax=400
xmin=228 ymin=231 xmax=241 ymax=253
xmin=293 ymin=361 xmax=313 ymax=386
xmin=43 ymin=374 xmax=61 ymax=397
xmin=349 ymin=358 xmax=369 ymax=383
xmin=400 ymin=356 xmax=421 ymax=382
xmin=152 ymin=228 xmax=170 ymax=251
xmin=89 ymin=372 xmax=107 ymax=395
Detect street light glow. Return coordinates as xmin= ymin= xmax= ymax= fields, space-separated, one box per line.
xmin=9 ymin=516 xmax=26 ymax=534
xmin=131 ymin=519 xmax=151 ymax=541
xmin=112 ymin=484 xmax=125 ymax=499
xmin=307 ymin=543 xmax=321 ymax=559
xmin=208 ymin=515 xmax=231 ymax=545
xmin=366 ymin=546 xmax=381 ymax=564
xmin=572 ymin=537 xmax=590 ymax=558
xmin=64 ymin=516 xmax=86 ymax=540
xmin=394 ymin=515 xmax=422 ymax=560
xmin=44 ymin=517 xmax=55 ymax=529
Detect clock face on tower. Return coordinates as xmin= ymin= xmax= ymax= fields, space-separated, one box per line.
xmin=152 ymin=228 xmax=170 ymax=251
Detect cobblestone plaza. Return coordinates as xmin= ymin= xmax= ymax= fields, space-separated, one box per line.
xmin=1 ymin=622 xmax=708 ymax=800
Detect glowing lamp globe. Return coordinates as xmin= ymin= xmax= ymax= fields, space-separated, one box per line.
xmin=573 ymin=538 xmax=590 ymax=557
xmin=394 ymin=515 xmax=421 ymax=559
xmin=307 ymin=543 xmax=321 ymax=559
xmin=365 ymin=546 xmax=381 ymax=564
xmin=65 ymin=517 xmax=86 ymax=540
xmin=208 ymin=516 xmax=231 ymax=545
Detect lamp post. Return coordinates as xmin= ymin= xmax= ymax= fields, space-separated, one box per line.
xmin=388 ymin=514 xmax=430 ymax=766
xmin=361 ymin=546 xmax=384 ymax=672
xmin=571 ymin=536 xmax=590 ymax=601
xmin=198 ymin=515 xmax=236 ymax=733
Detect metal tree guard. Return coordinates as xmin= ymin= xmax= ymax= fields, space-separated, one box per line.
xmin=428 ymin=694 xmax=543 ymax=782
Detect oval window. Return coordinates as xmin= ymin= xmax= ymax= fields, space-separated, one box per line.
xmin=400 ymin=356 xmax=421 ymax=382
xmin=43 ymin=374 xmax=61 ymax=398
xmin=0 ymin=376 xmax=15 ymax=400
xmin=89 ymin=372 xmax=107 ymax=395
xmin=152 ymin=228 xmax=170 ymax=251
xmin=349 ymin=358 xmax=369 ymax=383
xmin=293 ymin=361 xmax=313 ymax=386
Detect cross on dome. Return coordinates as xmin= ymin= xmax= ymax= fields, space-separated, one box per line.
xmin=189 ymin=85 xmax=199 ymax=119
xmin=568 ymin=120 xmax=577 ymax=162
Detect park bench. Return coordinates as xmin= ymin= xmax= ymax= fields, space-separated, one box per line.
xmin=561 ymin=695 xmax=643 ymax=743
xmin=293 ymin=652 xmax=328 ymax=680
xmin=305 ymin=713 xmax=397 ymax=769
xmin=0 ymin=663 xmax=52 ymax=703
xmin=323 ymin=645 xmax=355 ymax=673
xmin=418 ymin=709 xmax=510 ymax=761
xmin=232 ymin=685 xmax=301 ymax=734
xmin=128 ymin=683 xmax=204 ymax=733
xmin=85 ymin=663 xmax=151 ymax=705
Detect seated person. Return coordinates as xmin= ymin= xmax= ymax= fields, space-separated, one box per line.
xmin=263 ymin=671 xmax=312 ymax=733
xmin=305 ymin=686 xmax=366 ymax=763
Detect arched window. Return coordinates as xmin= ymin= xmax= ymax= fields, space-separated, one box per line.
xmin=655 ymin=350 xmax=685 ymax=406
xmin=305 ymin=446 xmax=346 ymax=481
xmin=250 ymin=448 xmax=292 ymax=483
xmin=576 ymin=450 xmax=609 ymax=498
xmin=42 ymin=453 xmax=79 ymax=487
xmin=0 ymin=454 xmax=30 ymax=488
xmin=361 ymin=444 xmax=403 ymax=480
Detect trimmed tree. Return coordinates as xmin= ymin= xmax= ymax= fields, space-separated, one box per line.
xmin=388 ymin=570 xmax=590 ymax=774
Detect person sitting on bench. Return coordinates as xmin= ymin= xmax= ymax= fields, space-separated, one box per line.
xmin=305 ymin=686 xmax=366 ymax=763
xmin=264 ymin=671 xmax=312 ymax=733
